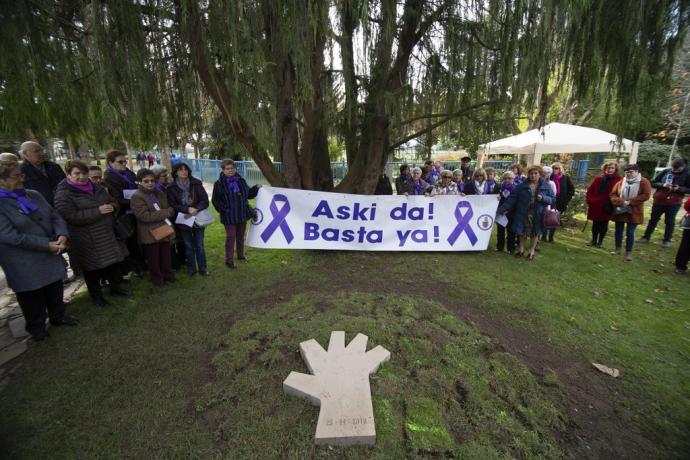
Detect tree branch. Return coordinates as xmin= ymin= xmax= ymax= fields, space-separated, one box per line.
xmin=387 ymin=99 xmax=500 ymax=151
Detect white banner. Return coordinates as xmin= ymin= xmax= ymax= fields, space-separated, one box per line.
xmin=246 ymin=187 xmax=499 ymax=251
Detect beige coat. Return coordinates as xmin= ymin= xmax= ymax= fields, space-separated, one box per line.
xmin=609 ymin=177 xmax=652 ymax=224
xmin=130 ymin=187 xmax=175 ymax=244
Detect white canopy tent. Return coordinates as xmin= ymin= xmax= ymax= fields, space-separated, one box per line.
xmin=476 ymin=122 xmax=639 ymax=167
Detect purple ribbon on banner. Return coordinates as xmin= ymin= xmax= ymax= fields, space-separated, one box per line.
xmin=447 ymin=201 xmax=478 ymax=246
xmin=260 ymin=194 xmax=294 ymax=243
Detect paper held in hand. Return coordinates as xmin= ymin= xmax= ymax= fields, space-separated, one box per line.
xmin=495 ymin=213 xmax=509 ymax=228
xmin=175 ymin=213 xmax=195 ymax=227
xmin=123 ymin=189 xmax=136 ymax=200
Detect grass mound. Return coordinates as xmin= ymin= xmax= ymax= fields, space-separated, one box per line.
xmin=196 ymin=291 xmax=566 ymax=458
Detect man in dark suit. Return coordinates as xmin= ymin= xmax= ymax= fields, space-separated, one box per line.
xmin=19 ymin=141 xmax=65 ymax=206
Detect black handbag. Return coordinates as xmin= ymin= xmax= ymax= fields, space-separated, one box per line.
xmin=113 ymin=213 xmax=135 ymax=241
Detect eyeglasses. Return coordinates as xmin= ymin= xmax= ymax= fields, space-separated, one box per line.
xmin=114 ymin=160 xmax=127 ymax=164
xmin=140 ymin=179 xmax=155 ymax=183
xmin=441 ymin=175 xmax=452 ymax=179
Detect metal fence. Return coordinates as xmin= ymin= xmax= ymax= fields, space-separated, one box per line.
xmin=181 ymin=158 xmax=516 ymax=185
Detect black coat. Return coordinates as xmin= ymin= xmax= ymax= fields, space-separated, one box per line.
xmin=20 ymin=161 xmax=65 ymax=206
xmin=374 ymin=174 xmax=393 ymax=195
xmin=166 ymin=176 xmax=210 ymax=216
xmin=212 ymin=174 xmax=259 ymax=225
xmin=54 ymin=180 xmax=126 ymax=272
xmin=464 ymin=180 xmax=499 ymax=195
xmin=103 ymin=167 xmax=138 ymax=215
xmin=552 ymin=174 xmax=575 ymax=212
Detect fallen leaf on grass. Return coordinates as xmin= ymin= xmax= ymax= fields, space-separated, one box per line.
xmin=593 ymin=291 xmax=602 ymax=297
xmin=592 ymin=363 xmax=620 ymax=378
xmin=280 ymin=260 xmax=288 ymax=266
xmin=645 ymin=299 xmax=654 ymax=304
xmin=609 ymin=325 xmax=619 ymax=331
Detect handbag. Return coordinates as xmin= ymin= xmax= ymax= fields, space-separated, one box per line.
xmin=194 ymin=208 xmax=214 ymax=227
xmin=614 ymin=205 xmax=631 ymax=216
xmin=113 ymin=214 xmax=135 ymax=241
xmin=150 ymin=223 xmax=175 ymax=241
xmin=681 ymin=213 xmax=690 ymax=230
xmin=542 ymin=207 xmax=561 ymax=229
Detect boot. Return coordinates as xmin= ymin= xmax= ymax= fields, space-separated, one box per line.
xmin=625 ymin=252 xmax=633 ymax=261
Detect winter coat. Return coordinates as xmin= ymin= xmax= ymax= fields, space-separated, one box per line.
xmin=399 ymin=178 xmax=431 ymax=196
xmin=650 ymin=167 xmax=690 ymax=206
xmin=19 ymin=160 xmax=65 ymax=206
xmin=609 ymin=177 xmax=652 ymax=225
xmin=0 ymin=190 xmax=68 ymax=292
xmin=394 ymin=176 xmax=410 ymax=194
xmin=103 ymin=167 xmax=138 ymax=214
xmin=463 ymin=180 xmax=499 ymax=195
xmin=131 ymin=187 xmax=175 ymax=245
xmin=211 ymin=174 xmax=259 ymax=225
xmin=166 ymin=176 xmax=210 ymax=217
xmin=586 ymin=173 xmax=622 ymax=221
xmin=550 ymin=174 xmax=575 ymax=212
xmin=54 ymin=180 xmax=126 ymax=272
xmin=374 ymin=174 xmax=393 ymax=195
xmin=497 ymin=178 xmax=555 ymax=236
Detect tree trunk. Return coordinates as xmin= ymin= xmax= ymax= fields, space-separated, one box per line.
xmin=179 ymin=0 xmax=286 ymax=186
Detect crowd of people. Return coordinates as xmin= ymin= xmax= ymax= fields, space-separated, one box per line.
xmin=0 ymin=144 xmax=688 ymax=342
xmin=0 ymin=142 xmax=261 ymax=341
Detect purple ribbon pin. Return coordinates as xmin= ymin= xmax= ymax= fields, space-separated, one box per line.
xmin=260 ymin=194 xmax=294 ymax=243
xmin=447 ymin=201 xmax=478 ymax=246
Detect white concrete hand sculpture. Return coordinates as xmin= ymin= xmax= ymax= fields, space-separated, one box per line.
xmin=283 ymin=331 xmax=391 ymax=446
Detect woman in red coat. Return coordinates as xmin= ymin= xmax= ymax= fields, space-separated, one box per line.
xmin=586 ymin=161 xmax=622 ymax=247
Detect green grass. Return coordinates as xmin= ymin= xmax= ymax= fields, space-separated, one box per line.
xmin=0 ymin=206 xmax=688 ymax=458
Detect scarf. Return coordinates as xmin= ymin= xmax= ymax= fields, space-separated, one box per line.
xmin=147 ymin=192 xmax=158 ymax=204
xmin=487 ymin=179 xmax=496 ymax=193
xmin=550 ymin=172 xmax=563 ymax=196
xmin=66 ymin=177 xmax=95 ymax=195
xmin=400 ymin=173 xmax=410 ymax=182
xmin=175 ymin=178 xmax=193 ymax=206
xmin=413 ymin=180 xmax=422 ymax=195
xmin=620 ymin=175 xmax=641 ymax=200
xmin=500 ymin=182 xmax=516 ymax=198
xmin=107 ymin=165 xmax=137 ymax=189
xmin=225 ymin=175 xmax=240 ymax=194
xmin=154 ymin=183 xmax=167 ymax=193
xmin=0 ymin=188 xmax=40 ymax=214
xmin=474 ymin=180 xmax=486 ymax=195
xmin=513 ymin=175 xmax=523 ymax=185
xmin=599 ymin=173 xmax=616 ymax=193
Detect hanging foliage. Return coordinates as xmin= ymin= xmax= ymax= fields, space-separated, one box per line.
xmin=0 ymin=0 xmax=687 ymax=192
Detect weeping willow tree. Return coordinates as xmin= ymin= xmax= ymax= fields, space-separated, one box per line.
xmin=1 ymin=1 xmax=687 ymax=192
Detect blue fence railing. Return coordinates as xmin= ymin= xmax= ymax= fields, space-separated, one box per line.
xmin=177 ymin=158 xmax=523 ymax=185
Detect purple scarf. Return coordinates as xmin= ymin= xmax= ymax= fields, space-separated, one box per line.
xmin=413 ymin=180 xmax=423 ymax=195
xmin=486 ymin=179 xmax=496 ymax=193
xmin=66 ymin=178 xmax=95 ymax=195
xmin=500 ymin=182 xmax=516 ymax=197
xmin=400 ymin=173 xmax=410 ymax=182
xmin=225 ymin=176 xmax=240 ymax=193
xmin=550 ymin=173 xmax=563 ymax=196
xmin=147 ymin=192 xmax=158 ymax=204
xmin=107 ymin=165 xmax=137 ymax=189
xmin=0 ymin=188 xmax=40 ymax=214
xmin=514 ymin=176 xmax=523 ymax=186
xmin=154 ymin=183 xmax=167 ymax=192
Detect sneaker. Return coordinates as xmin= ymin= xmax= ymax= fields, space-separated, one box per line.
xmin=637 ymin=237 xmax=650 ymax=243
xmin=661 ymin=241 xmax=672 ymax=248
xmin=625 ymin=252 xmax=633 ymax=261
xmin=611 ymin=248 xmax=621 ymax=255
xmin=675 ymin=268 xmax=687 ymax=274
xmin=586 ymin=240 xmax=596 ymax=247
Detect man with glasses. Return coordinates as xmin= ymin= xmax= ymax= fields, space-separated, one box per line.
xmin=19 ymin=141 xmax=65 ymax=206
